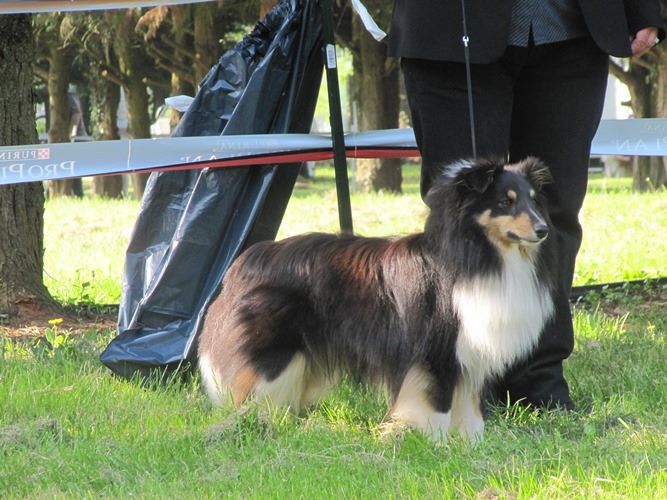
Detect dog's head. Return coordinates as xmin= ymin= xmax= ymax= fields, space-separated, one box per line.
xmin=425 ymin=157 xmax=553 ymax=249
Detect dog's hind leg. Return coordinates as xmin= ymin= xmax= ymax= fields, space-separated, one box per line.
xmin=199 ymin=353 xmax=226 ymax=406
xmin=301 ymin=366 xmax=341 ymax=409
xmin=254 ymin=352 xmax=308 ymax=413
xmin=389 ymin=365 xmax=454 ymax=442
xmin=199 ymin=351 xmax=261 ymax=407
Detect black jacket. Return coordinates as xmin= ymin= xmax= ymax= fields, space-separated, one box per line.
xmin=388 ymin=0 xmax=664 ymax=63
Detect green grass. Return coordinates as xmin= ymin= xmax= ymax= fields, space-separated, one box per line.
xmin=2 ymin=296 xmax=667 ymax=497
xmin=43 ymin=197 xmax=140 ymax=305
xmin=3 ymin=166 xmax=665 ymax=497
xmin=578 ymin=176 xmax=667 ymax=284
xmin=42 ymin=166 xmax=667 ymax=304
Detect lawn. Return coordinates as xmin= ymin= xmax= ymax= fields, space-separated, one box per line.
xmin=41 ymin=165 xmax=667 ymax=305
xmin=2 ymin=165 xmax=667 ymax=497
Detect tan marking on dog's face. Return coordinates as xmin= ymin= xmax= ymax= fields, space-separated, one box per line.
xmin=530 ymin=189 xmax=536 ymax=198
xmin=507 ymin=190 xmax=517 ymax=201
xmin=476 ymin=210 xmax=507 ymax=248
xmin=476 ymin=210 xmax=537 ymax=247
xmin=232 ymin=365 xmax=259 ymax=406
xmin=506 ymin=212 xmax=537 ymax=241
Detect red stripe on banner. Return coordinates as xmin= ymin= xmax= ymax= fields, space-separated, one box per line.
xmin=0 ymin=138 xmax=426 ymax=185
xmin=160 ymin=151 xmax=334 ymax=173
xmin=120 ymin=147 xmax=422 ymax=175
xmin=347 ymin=148 xmax=421 ymax=159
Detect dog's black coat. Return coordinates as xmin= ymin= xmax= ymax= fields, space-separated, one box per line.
xmin=198 ymin=158 xmax=557 ymax=440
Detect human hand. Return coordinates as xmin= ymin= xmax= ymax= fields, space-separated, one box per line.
xmin=631 ymin=27 xmax=659 ymax=57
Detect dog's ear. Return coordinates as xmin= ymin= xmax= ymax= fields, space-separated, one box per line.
xmin=520 ymin=157 xmax=553 ymax=191
xmin=450 ymin=159 xmax=503 ymax=193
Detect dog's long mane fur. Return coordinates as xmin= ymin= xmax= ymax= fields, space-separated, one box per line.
xmin=198 ymin=157 xmax=557 ymax=439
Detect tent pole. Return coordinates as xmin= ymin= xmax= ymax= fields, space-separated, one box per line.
xmin=319 ymin=0 xmax=354 ymax=235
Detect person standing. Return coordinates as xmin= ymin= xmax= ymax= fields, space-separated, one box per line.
xmin=388 ymin=1 xmax=664 ymax=409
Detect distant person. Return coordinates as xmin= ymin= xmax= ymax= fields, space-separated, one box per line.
xmin=68 ymin=84 xmax=88 ymax=139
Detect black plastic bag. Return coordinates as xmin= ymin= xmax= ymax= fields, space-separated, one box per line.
xmin=100 ymin=0 xmax=323 ymax=378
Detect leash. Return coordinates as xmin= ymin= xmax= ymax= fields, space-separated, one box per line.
xmin=460 ymin=0 xmax=477 ymax=158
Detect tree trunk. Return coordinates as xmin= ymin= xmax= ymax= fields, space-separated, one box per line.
xmin=127 ymin=71 xmax=151 ymax=198
xmin=610 ymin=26 xmax=667 ymax=191
xmin=169 ymin=5 xmax=195 ymax=97
xmin=632 ymin=156 xmax=666 ymax=191
xmin=621 ymin=64 xmax=657 ymax=191
xmin=91 ymin=73 xmax=124 ymax=198
xmin=161 ymin=5 xmax=195 ymax=140
xmin=46 ymin=19 xmax=79 ymax=198
xmin=628 ymin=54 xmax=667 ymax=191
xmin=660 ymin=2 xmax=667 ymax=186
xmin=193 ymin=3 xmax=219 ymax=84
xmin=653 ymin=47 xmax=667 ymax=188
xmin=0 ymin=15 xmax=55 ymax=318
xmin=113 ymin=10 xmax=152 ymax=199
xmin=351 ymin=17 xmax=402 ymax=193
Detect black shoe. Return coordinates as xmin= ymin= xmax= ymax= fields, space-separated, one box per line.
xmin=489 ymin=370 xmax=574 ymax=412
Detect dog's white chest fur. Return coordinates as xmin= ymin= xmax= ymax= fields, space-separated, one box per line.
xmin=452 ymin=248 xmax=554 ymax=390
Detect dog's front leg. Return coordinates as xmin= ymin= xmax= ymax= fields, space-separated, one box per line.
xmin=389 ymin=365 xmax=455 ymax=442
xmin=450 ymin=381 xmax=484 ymax=443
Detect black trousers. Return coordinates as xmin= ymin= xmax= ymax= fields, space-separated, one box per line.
xmin=402 ymin=37 xmax=609 ymax=408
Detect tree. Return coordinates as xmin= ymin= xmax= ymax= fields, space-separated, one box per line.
xmin=338 ymin=0 xmax=402 ymax=193
xmin=137 ymin=2 xmax=255 ymax=97
xmin=109 ymin=9 xmax=155 ymax=198
xmin=56 ymin=11 xmax=133 ymax=199
xmin=193 ymin=2 xmax=222 ymax=84
xmin=0 ymin=15 xmax=55 ymax=319
xmin=135 ymin=1 xmax=267 ymax=140
xmin=90 ymin=66 xmax=124 ymax=198
xmin=34 ymin=13 xmax=82 ymax=198
xmin=609 ymin=3 xmax=667 ymax=191
xmin=137 ymin=5 xmax=198 ymax=139
xmin=350 ymin=13 xmax=401 ymax=192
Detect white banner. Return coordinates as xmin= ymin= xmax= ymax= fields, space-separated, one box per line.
xmin=0 ymin=0 xmax=212 ymax=14
xmin=590 ymin=118 xmax=667 ymax=156
xmin=0 ymin=130 xmax=418 ymax=186
xmin=1 ymin=119 xmax=666 ymax=186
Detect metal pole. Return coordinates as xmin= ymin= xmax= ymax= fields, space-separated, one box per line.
xmin=319 ymin=0 xmax=354 ymax=234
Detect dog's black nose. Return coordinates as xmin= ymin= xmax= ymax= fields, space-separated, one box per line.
xmin=534 ymin=224 xmax=549 ymax=240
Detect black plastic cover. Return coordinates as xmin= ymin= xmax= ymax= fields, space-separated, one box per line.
xmin=100 ymin=0 xmax=323 ymax=378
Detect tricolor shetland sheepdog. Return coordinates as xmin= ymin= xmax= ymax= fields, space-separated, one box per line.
xmin=198 ymin=157 xmax=556 ymax=442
